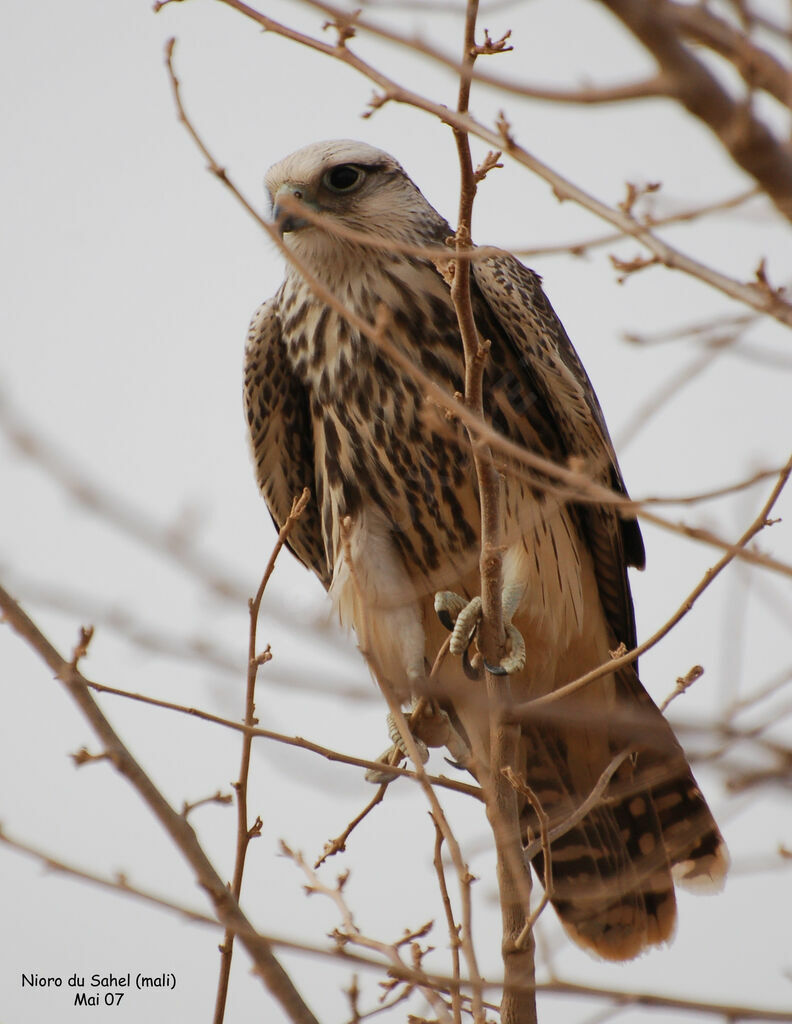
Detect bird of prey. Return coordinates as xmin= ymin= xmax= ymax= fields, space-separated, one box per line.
xmin=244 ymin=139 xmax=728 ymax=960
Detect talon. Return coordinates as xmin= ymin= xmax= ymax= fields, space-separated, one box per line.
xmin=462 ymin=645 xmax=481 ymax=680
xmin=365 ymin=705 xmax=432 ymax=785
xmin=434 ymin=591 xmax=468 ymax=632
xmin=438 ymin=583 xmax=527 ymax=677
xmin=386 ymin=712 xmax=430 ymax=763
xmin=484 ymin=622 xmax=526 ymax=675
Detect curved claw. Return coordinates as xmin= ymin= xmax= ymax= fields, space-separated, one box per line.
xmin=462 ymin=644 xmax=482 ymax=680
xmin=434 ymin=591 xmax=467 ymax=632
xmin=483 ymin=622 xmax=526 ymax=676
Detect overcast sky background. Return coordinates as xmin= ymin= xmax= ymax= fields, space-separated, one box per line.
xmin=1 ymin=1 xmax=791 ymax=1021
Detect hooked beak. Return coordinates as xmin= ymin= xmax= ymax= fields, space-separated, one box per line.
xmin=272 ymin=183 xmax=318 ymax=235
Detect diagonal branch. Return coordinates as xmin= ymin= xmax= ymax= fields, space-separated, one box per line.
xmin=205 ymin=0 xmax=792 ymax=326
xmin=0 ymin=583 xmax=320 ymax=1024
xmin=596 ymin=0 xmax=792 ymax=221
xmin=665 ymin=0 xmax=792 ymax=110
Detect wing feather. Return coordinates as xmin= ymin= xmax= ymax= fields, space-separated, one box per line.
xmin=244 ymin=297 xmax=330 ymax=587
xmin=472 ymin=251 xmax=644 ymax=649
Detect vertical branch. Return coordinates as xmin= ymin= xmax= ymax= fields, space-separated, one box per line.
xmin=339 ymin=517 xmax=486 ymax=1020
xmin=450 ymin=4 xmax=538 ymax=1023
xmin=431 ymin=816 xmax=463 ymax=1024
xmin=213 ymin=489 xmax=311 ymax=1024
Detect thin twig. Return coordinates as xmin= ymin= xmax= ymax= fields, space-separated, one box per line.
xmin=509 ymin=454 xmax=792 ymax=718
xmin=314 ymin=785 xmax=388 ymax=869
xmin=214 ymin=489 xmax=310 ymax=1024
xmin=431 ymin=817 xmax=463 ymax=1024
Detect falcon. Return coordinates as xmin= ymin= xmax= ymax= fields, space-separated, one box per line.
xmin=244 ymin=139 xmax=728 ymax=960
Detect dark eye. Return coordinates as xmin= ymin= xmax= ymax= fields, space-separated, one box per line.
xmin=322 ymin=164 xmax=364 ymax=193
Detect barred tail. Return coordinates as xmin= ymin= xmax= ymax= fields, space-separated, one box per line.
xmin=518 ymin=670 xmax=727 ymax=960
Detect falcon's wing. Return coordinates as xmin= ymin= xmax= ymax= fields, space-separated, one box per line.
xmin=472 ymin=251 xmax=644 ymax=649
xmin=244 ymin=298 xmax=330 ymax=588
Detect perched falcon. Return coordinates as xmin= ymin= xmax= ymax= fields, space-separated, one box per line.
xmin=244 ymin=140 xmax=728 ymax=960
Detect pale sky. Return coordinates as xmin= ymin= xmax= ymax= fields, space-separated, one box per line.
xmin=1 ymin=1 xmax=791 ymax=1022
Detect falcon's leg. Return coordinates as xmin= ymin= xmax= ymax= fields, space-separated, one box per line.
xmin=434 ymin=583 xmax=527 ymax=676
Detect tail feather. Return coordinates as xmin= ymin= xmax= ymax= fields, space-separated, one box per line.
xmin=513 ymin=670 xmax=727 ymax=960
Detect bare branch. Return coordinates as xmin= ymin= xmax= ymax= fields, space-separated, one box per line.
xmin=0 ymin=583 xmax=320 ymax=1024
xmin=666 ymin=0 xmax=792 ymax=109
xmin=209 ymin=0 xmax=792 ymax=326
xmin=214 ymin=490 xmax=311 ymax=1024
xmin=596 ymin=0 xmax=792 ymax=221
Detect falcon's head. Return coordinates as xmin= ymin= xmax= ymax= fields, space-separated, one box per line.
xmin=265 ymin=140 xmax=450 ymax=258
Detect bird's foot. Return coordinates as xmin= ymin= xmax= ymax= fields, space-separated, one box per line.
xmin=434 ymin=584 xmax=526 ymax=677
xmin=364 ymin=699 xmax=469 ymax=783
xmin=434 ymin=592 xmax=483 ymax=679
xmin=364 ymin=698 xmax=430 ymax=784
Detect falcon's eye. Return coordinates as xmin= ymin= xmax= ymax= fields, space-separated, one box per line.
xmin=322 ymin=164 xmax=364 ymax=193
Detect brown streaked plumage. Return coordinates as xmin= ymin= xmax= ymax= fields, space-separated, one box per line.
xmin=244 ymin=140 xmax=728 ymax=960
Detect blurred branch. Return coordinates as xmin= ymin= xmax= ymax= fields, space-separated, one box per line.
xmin=301 ymin=0 xmax=669 ymax=103
xmin=514 ymin=186 xmax=760 ymax=259
xmin=0 ymin=390 xmax=248 ymax=604
xmin=4 ymin=823 xmax=792 ymax=1018
xmin=68 ymin=672 xmax=484 ymax=799
xmin=665 ymin=0 xmax=792 ymax=109
xmin=0 ymin=569 xmax=372 ymax=700
xmin=596 ymin=0 xmax=792 ymax=221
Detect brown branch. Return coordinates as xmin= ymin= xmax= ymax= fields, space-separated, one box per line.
xmin=513 ymin=186 xmax=760 ymax=259
xmin=5 ymin=824 xmax=792 ymax=1021
xmin=314 ymin=785 xmax=387 ymax=869
xmin=431 ymin=817 xmax=463 ymax=1024
xmin=282 ymin=842 xmax=455 ymax=1023
xmin=596 ymin=0 xmax=792 ymax=221
xmin=299 ymin=0 xmax=670 ymax=104
xmin=207 ymin=0 xmax=792 ymax=327
xmin=450 ymin=7 xmax=536 ymax=1023
xmin=0 ymin=584 xmax=320 ymax=1024
xmin=214 ymin=490 xmax=310 ymax=1024
xmin=64 ymin=673 xmax=483 ymax=800
xmin=666 ymin=0 xmax=792 ymax=109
